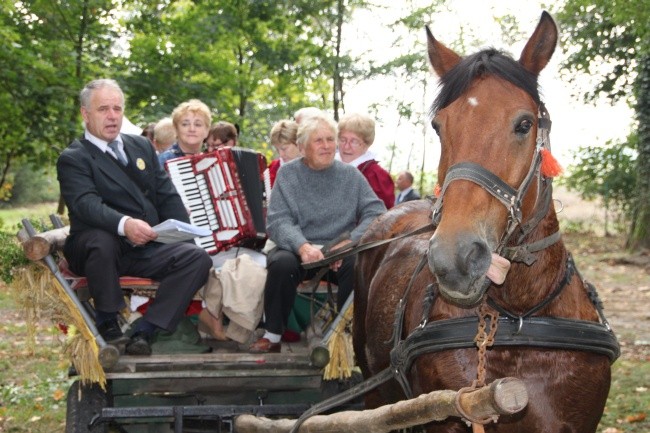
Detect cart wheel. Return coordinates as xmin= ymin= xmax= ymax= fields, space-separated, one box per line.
xmin=65 ymin=381 xmax=108 ymax=433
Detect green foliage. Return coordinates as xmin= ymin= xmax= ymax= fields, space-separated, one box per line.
xmin=0 ymin=0 xmax=128 ymax=196
xmin=6 ymin=165 xmax=59 ymax=206
xmin=561 ymin=137 xmax=637 ymax=226
xmin=554 ymin=0 xmax=648 ymax=105
xmin=0 ymin=230 xmax=28 ymax=284
xmin=629 ymin=53 xmax=650 ymax=249
xmin=0 ymin=218 xmax=50 ymax=284
xmin=119 ymin=0 xmax=342 ymax=152
xmin=556 ymin=0 xmax=650 ymax=249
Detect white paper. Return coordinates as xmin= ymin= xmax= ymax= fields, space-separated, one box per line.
xmin=152 ymin=219 xmax=212 ymax=244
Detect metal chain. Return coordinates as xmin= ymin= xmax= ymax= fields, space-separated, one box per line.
xmin=473 ymin=298 xmax=499 ymax=388
xmin=455 ymin=298 xmax=501 ymax=430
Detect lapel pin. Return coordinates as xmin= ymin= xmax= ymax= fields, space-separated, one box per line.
xmin=136 ymin=158 xmax=146 ymax=170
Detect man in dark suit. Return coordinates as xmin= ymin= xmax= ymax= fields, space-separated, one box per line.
xmin=394 ymin=170 xmax=421 ymax=205
xmin=57 ymin=79 xmax=213 ymax=356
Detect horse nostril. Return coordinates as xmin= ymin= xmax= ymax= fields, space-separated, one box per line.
xmin=457 ymin=241 xmax=490 ymax=276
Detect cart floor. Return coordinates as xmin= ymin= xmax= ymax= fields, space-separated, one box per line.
xmin=69 ymin=332 xmax=361 ymax=433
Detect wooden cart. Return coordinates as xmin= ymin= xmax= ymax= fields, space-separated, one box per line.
xmin=17 ymin=216 xmax=527 ymax=433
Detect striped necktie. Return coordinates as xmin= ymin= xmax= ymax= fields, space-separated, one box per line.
xmin=107 ymin=140 xmax=128 ymax=166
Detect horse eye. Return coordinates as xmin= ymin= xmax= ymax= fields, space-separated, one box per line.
xmin=431 ymin=120 xmax=441 ymax=136
xmin=515 ymin=119 xmax=533 ymax=135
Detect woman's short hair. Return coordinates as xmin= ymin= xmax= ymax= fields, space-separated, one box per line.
xmin=153 ymin=117 xmax=176 ymax=148
xmin=296 ymin=113 xmax=338 ymax=149
xmin=270 ymin=120 xmax=298 ymax=148
xmin=293 ymin=106 xmax=323 ymax=124
xmin=171 ymin=99 xmax=212 ymax=130
xmin=338 ymin=112 xmax=376 ymax=146
xmin=209 ymin=121 xmax=238 ymax=144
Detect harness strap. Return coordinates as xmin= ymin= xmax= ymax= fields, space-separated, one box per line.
xmin=302 ymin=224 xmax=434 ymax=270
xmin=502 ymin=230 xmax=561 ymax=265
xmin=515 ymin=177 xmax=553 ymax=244
xmin=391 ymin=316 xmax=620 ymax=371
xmin=437 ymin=162 xmax=518 ymax=208
xmin=387 ymin=255 xmax=429 ymax=399
xmin=503 ymin=231 xmax=561 ymax=265
xmin=488 ymin=254 xmax=575 ymax=320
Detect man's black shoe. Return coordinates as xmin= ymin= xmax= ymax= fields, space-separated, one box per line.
xmin=125 ymin=331 xmax=153 ymax=356
xmin=97 ymin=319 xmax=130 ymax=345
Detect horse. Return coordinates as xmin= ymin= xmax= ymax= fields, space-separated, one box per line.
xmin=353 ymin=11 xmax=619 ymax=433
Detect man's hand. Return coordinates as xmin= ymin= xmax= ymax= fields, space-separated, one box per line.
xmin=124 ymin=218 xmax=158 ymax=246
xmin=298 ymin=243 xmax=324 ymax=264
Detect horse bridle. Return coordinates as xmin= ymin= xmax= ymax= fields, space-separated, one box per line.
xmin=431 ymin=103 xmax=558 ymax=265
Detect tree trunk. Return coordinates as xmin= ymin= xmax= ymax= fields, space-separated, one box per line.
xmin=628 ymin=54 xmax=650 ymax=250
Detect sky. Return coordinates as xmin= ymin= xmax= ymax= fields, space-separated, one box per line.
xmin=340 ymin=0 xmax=634 ymax=173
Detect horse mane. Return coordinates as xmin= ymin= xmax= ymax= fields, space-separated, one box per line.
xmin=430 ymin=48 xmax=541 ymax=116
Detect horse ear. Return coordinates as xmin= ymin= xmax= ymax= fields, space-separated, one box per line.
xmin=518 ymin=11 xmax=558 ymax=76
xmin=426 ymin=25 xmax=462 ymax=77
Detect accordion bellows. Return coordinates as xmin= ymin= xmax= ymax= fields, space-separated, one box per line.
xmin=165 ymin=147 xmax=267 ymax=254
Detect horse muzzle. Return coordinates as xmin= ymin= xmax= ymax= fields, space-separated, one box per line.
xmin=427 ymin=233 xmax=492 ymax=306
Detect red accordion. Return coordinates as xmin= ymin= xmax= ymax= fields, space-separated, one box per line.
xmin=164 ymin=147 xmax=267 ymax=254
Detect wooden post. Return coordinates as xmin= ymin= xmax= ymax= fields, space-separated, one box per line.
xmin=16 ymin=226 xmax=69 ymax=261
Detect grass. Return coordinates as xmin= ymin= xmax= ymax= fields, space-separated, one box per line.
xmin=600 ymin=360 xmax=650 ymax=433
xmin=0 ymin=202 xmax=60 ymax=232
xmin=0 ymin=284 xmax=72 ymax=433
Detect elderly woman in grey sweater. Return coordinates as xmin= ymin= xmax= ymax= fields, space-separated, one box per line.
xmin=250 ymin=113 xmax=386 ymax=353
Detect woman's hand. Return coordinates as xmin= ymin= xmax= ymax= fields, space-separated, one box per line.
xmin=298 ymin=243 xmax=324 ymax=264
xmin=326 ymin=239 xmax=352 ymax=271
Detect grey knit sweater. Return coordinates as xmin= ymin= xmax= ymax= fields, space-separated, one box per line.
xmin=266 ymin=158 xmax=386 ymax=254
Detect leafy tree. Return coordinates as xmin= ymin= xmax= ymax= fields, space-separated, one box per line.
xmin=119 ymin=0 xmax=352 ymax=151
xmin=555 ymin=0 xmax=650 ymax=249
xmin=0 ymin=0 xmax=127 ymax=211
xmin=1 ymin=0 xmax=375 ymax=204
xmin=561 ymin=137 xmax=637 ymax=235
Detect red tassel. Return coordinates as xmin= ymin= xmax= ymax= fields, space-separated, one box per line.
xmin=434 ymin=184 xmax=441 ymax=197
xmin=540 ymin=148 xmax=562 ymax=177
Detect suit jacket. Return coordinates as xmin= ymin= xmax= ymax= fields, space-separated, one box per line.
xmin=57 ymin=133 xmax=189 ymax=236
xmin=396 ymin=188 xmax=420 ymax=204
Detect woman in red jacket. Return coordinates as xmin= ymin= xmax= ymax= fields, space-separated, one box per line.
xmin=337 ymin=113 xmax=395 ymax=209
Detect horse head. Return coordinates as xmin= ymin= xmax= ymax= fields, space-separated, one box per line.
xmin=426 ymin=12 xmax=558 ymax=306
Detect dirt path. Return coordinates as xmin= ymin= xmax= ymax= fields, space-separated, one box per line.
xmin=556 ymin=187 xmax=650 ymax=361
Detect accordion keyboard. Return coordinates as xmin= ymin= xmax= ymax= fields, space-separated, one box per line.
xmin=165 ymin=148 xmax=266 ymax=254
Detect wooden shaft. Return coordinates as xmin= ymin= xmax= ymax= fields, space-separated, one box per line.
xmin=234 ymin=377 xmax=528 ymax=433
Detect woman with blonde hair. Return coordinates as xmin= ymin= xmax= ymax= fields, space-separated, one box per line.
xmin=158 ymin=99 xmax=211 ymax=165
xmin=338 ymin=112 xmax=395 ymax=209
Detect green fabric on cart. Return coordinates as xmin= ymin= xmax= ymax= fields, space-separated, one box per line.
xmin=129 ymin=316 xmax=211 ymax=354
